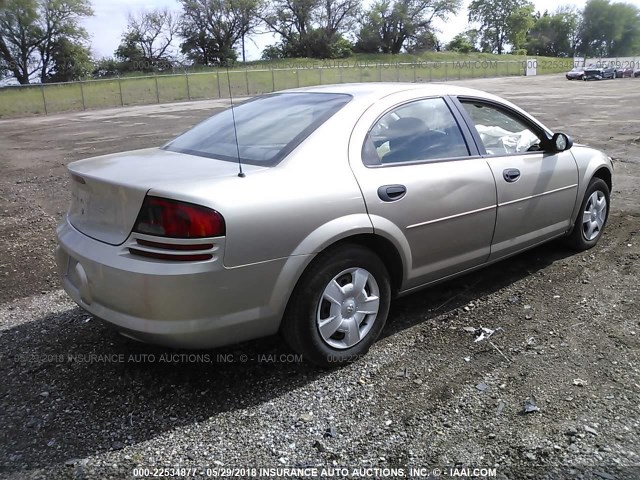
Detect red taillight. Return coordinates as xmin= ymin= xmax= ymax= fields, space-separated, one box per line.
xmin=133 ymin=196 xmax=225 ymax=238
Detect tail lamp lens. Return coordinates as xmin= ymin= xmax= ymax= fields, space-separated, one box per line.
xmin=133 ymin=196 xmax=225 ymax=238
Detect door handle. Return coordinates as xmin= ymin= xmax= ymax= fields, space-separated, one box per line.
xmin=378 ymin=184 xmax=406 ymax=202
xmin=503 ymin=168 xmax=521 ymax=183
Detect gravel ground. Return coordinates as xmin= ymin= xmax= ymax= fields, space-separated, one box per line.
xmin=0 ymin=75 xmax=639 ymax=480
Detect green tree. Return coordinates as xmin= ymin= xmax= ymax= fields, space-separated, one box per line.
xmin=506 ymin=4 xmax=535 ymax=51
xmin=180 ymin=0 xmax=262 ymax=65
xmin=262 ymin=0 xmax=358 ymax=58
xmin=0 ymin=0 xmax=93 ymax=84
xmin=261 ymin=43 xmax=286 ymax=59
xmin=578 ymin=0 xmax=640 ymax=56
xmin=468 ymin=0 xmax=534 ymax=54
xmin=43 ymin=36 xmax=91 ymax=82
xmin=446 ymin=29 xmax=480 ymax=53
xmin=116 ymin=8 xmax=179 ymax=72
xmin=91 ymin=56 xmax=120 ymax=78
xmin=354 ymin=0 xmax=460 ymax=54
xmin=526 ymin=8 xmax=580 ymax=57
xmin=406 ymin=30 xmax=441 ymax=53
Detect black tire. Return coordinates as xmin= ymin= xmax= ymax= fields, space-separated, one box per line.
xmin=565 ymin=177 xmax=610 ymax=251
xmin=281 ymin=244 xmax=391 ymax=367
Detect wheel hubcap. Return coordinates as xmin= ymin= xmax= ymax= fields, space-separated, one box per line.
xmin=582 ymin=190 xmax=607 ymax=241
xmin=316 ymin=267 xmax=380 ymax=350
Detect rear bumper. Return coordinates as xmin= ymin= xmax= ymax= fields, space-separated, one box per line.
xmin=55 ymin=217 xmax=306 ymax=348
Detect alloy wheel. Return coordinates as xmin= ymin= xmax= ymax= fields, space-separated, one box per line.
xmin=582 ymin=190 xmax=607 ymax=241
xmin=316 ymin=267 xmax=380 ymax=349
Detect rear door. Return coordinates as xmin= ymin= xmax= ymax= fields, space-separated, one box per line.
xmin=454 ymin=97 xmax=579 ymax=261
xmin=348 ymin=93 xmax=497 ymax=291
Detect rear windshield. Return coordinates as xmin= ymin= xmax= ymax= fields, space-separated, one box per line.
xmin=163 ymin=92 xmax=352 ymax=165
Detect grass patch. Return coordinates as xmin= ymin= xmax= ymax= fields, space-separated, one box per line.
xmin=0 ymin=85 xmax=46 ymax=116
xmin=120 ymin=77 xmax=158 ymax=105
xmin=82 ymin=79 xmax=123 ymax=109
xmin=187 ymin=72 xmax=220 ymax=99
xmin=41 ymin=83 xmax=84 ymax=113
xmin=157 ymin=74 xmax=190 ymax=103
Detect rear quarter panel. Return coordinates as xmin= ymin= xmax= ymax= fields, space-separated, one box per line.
xmin=147 ymin=99 xmax=375 ymax=269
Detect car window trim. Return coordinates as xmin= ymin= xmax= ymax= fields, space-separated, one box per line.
xmin=361 ymin=95 xmax=480 ymax=168
xmin=452 ymin=96 xmax=552 ymax=158
xmin=443 ymin=95 xmax=480 ymax=156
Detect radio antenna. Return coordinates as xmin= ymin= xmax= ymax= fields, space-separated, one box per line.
xmin=226 ymin=64 xmax=245 ymax=178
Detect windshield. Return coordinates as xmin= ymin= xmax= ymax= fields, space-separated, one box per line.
xmin=163 ymin=92 xmax=352 ymax=166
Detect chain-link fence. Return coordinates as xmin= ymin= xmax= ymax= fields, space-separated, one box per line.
xmin=0 ymin=58 xmax=573 ymax=118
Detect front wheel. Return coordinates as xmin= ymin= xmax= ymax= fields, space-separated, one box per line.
xmin=565 ymin=178 xmax=610 ymax=251
xmin=281 ymin=245 xmax=391 ymax=367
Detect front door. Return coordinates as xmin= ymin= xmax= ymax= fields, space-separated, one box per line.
xmin=456 ymin=98 xmax=579 ymax=260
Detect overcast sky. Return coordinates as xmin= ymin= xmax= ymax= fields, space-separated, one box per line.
xmin=82 ymin=0 xmax=608 ymax=62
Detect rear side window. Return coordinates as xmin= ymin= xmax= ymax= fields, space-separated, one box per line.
xmin=363 ymin=97 xmax=470 ymax=165
xmin=164 ymin=93 xmax=352 ymax=166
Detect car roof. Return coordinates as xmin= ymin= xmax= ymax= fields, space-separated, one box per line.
xmin=280 ymin=82 xmax=499 ymax=102
xmin=278 ymin=82 xmax=554 ymax=135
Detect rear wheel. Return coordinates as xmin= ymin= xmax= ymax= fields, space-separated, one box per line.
xmin=566 ymin=178 xmax=610 ymax=251
xmin=281 ymin=245 xmax=391 ymax=367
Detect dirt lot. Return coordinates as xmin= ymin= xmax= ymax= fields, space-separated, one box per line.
xmin=0 ymin=75 xmax=639 ymax=479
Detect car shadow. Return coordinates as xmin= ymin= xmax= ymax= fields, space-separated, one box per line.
xmin=383 ymin=241 xmax=575 ymax=338
xmin=0 ymin=242 xmax=575 ymax=472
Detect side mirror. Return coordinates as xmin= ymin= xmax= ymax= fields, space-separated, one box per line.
xmin=548 ymin=132 xmax=573 ymax=152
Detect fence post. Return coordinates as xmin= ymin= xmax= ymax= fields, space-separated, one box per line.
xmin=445 ymin=61 xmax=448 ymax=81
xmin=271 ymin=68 xmax=275 ymax=92
xmin=316 ymin=67 xmax=319 ymax=86
xmin=79 ymin=80 xmax=86 ymax=110
xmin=413 ymin=64 xmax=416 ymax=83
xmin=216 ymin=70 xmax=221 ymax=98
xmin=41 ymin=84 xmax=48 ymax=115
xmin=245 ymin=69 xmax=249 ymax=95
xmin=185 ymin=72 xmax=191 ymax=100
xmin=154 ymin=75 xmax=160 ymax=103
xmin=429 ymin=63 xmax=433 ymax=82
xmin=118 ymin=76 xmax=124 ymax=106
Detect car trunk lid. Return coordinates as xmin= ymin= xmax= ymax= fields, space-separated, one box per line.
xmin=67 ymin=148 xmax=260 ymax=245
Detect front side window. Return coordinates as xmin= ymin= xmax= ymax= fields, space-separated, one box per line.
xmin=363 ymin=97 xmax=470 ymax=165
xmin=460 ymin=101 xmax=542 ymax=155
xmin=164 ymin=93 xmax=352 ymax=166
